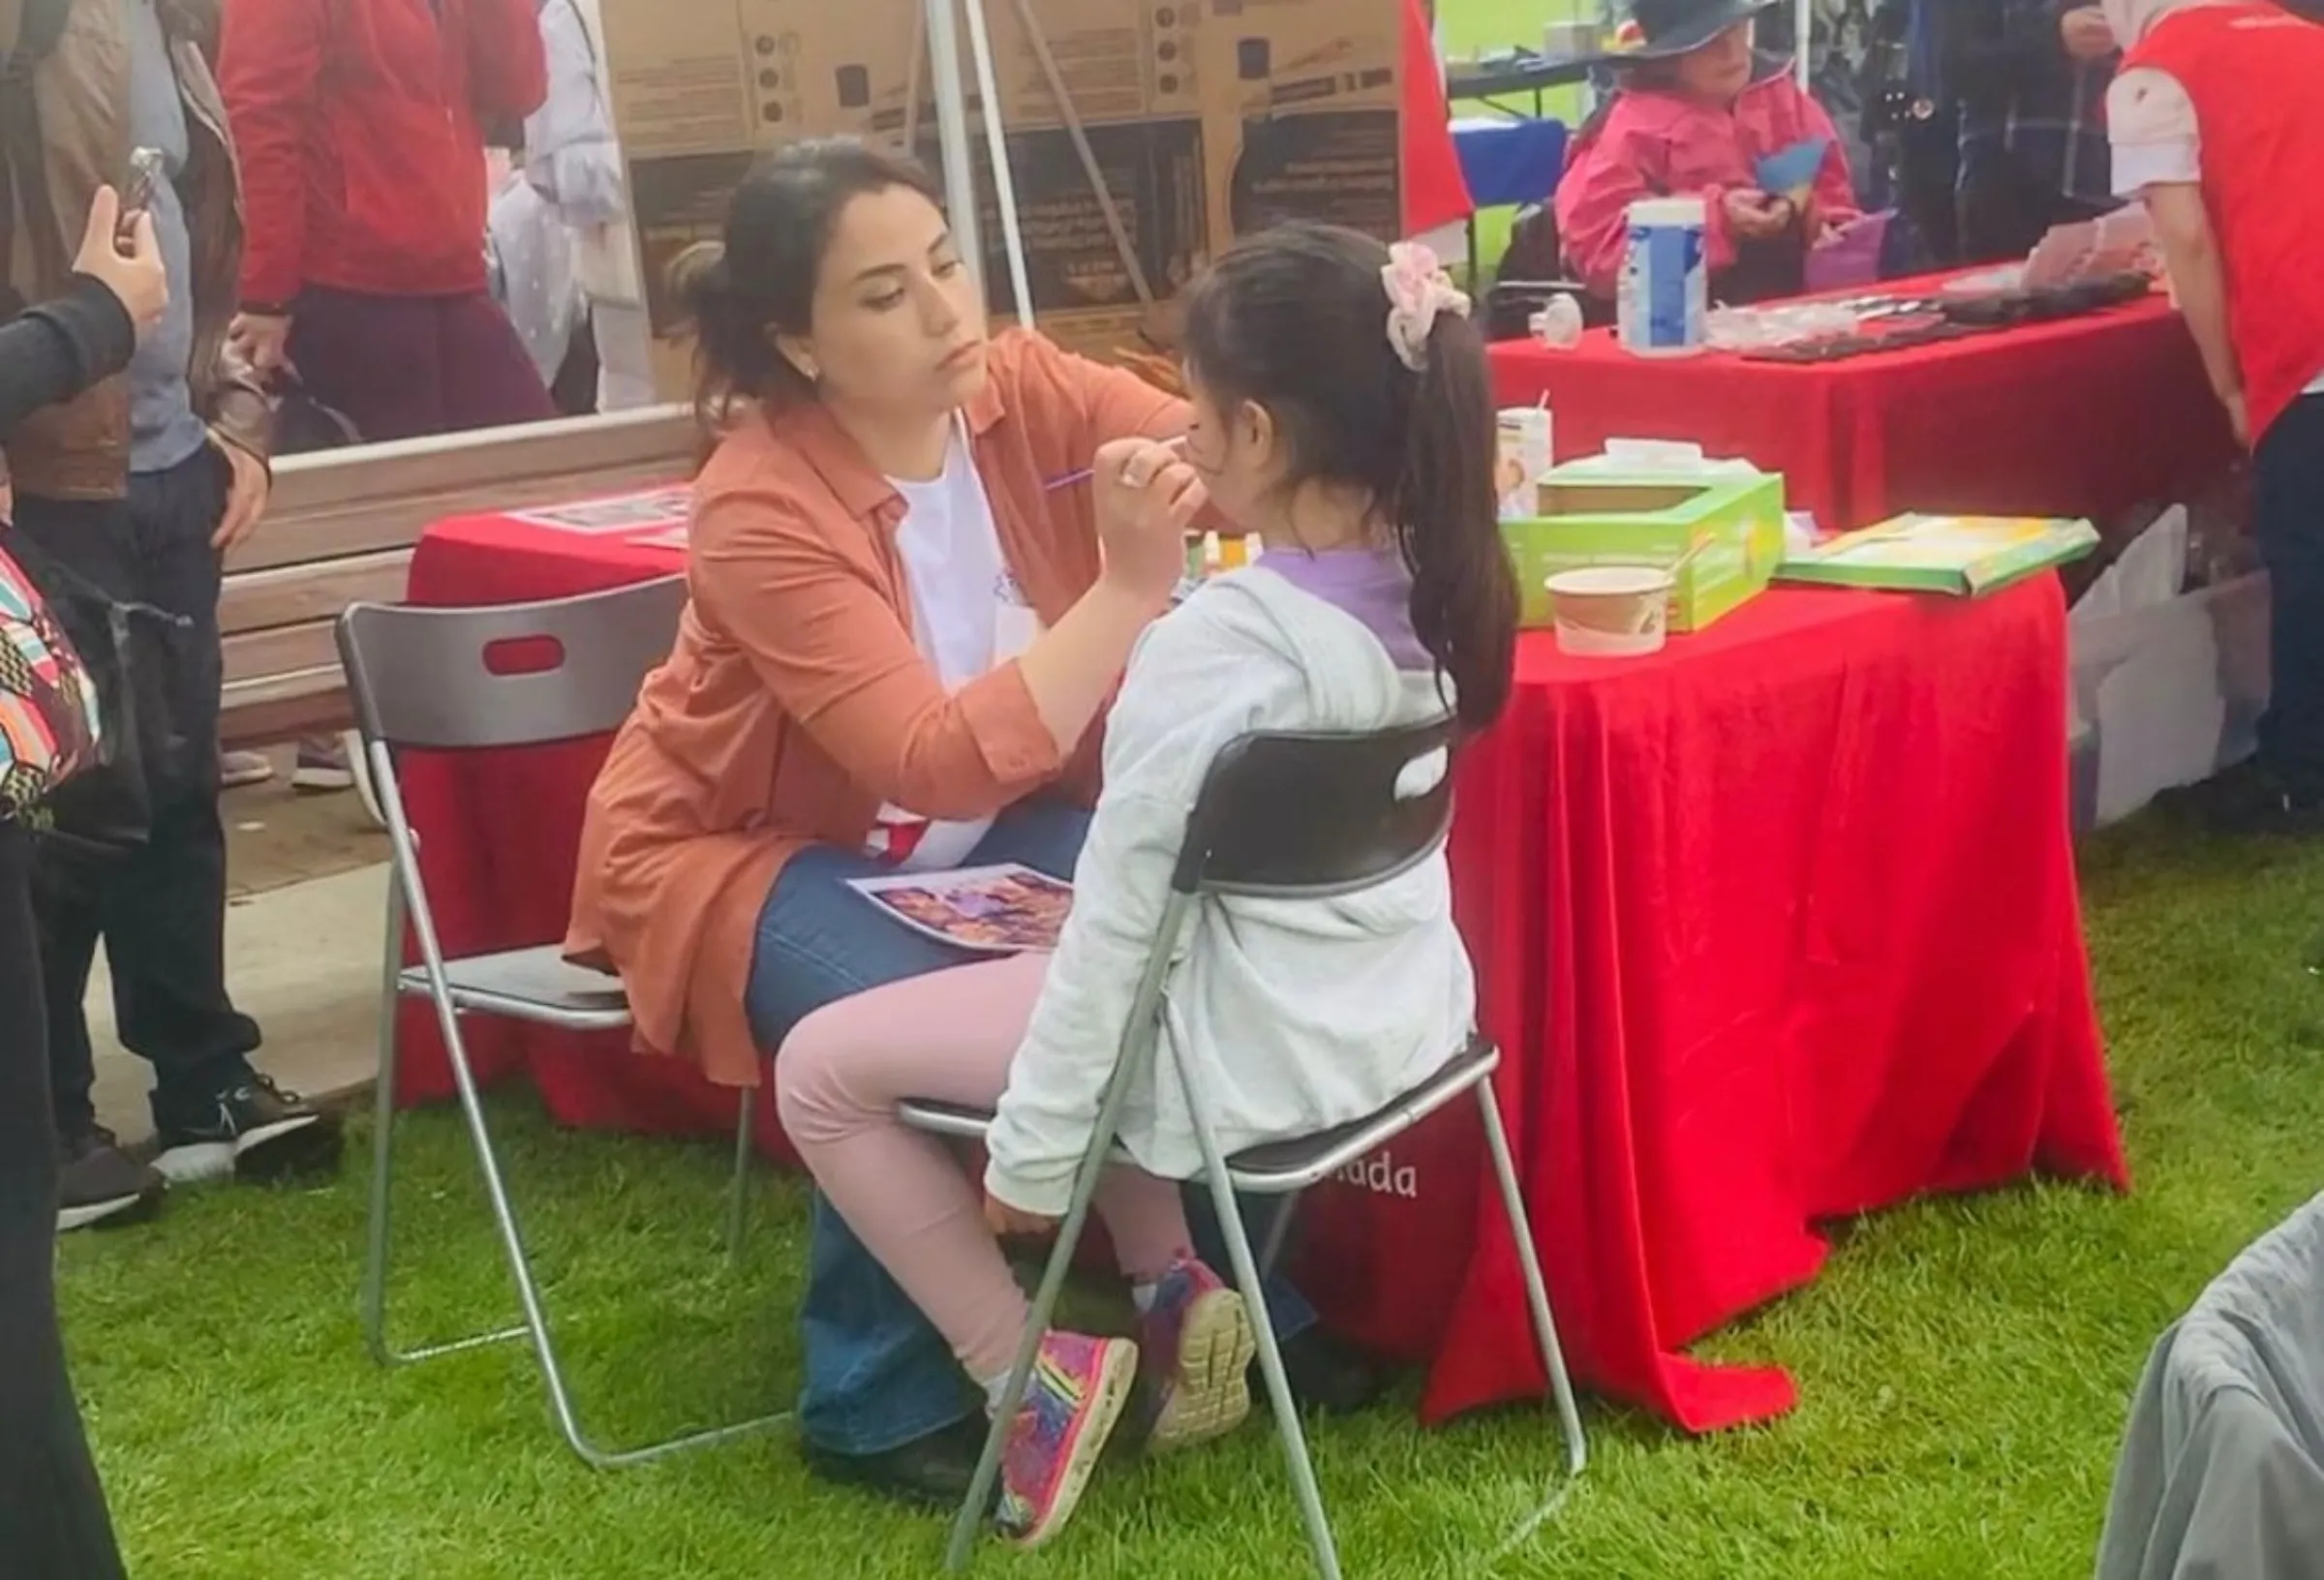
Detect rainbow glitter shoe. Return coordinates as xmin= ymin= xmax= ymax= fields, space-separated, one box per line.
xmin=994 ymin=1331 xmax=1139 ymax=1547
xmin=1138 ymin=1257 xmax=1257 ymax=1452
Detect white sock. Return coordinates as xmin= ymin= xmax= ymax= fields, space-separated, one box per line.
xmin=1131 ymin=1281 xmax=1160 ymax=1316
xmin=982 ymin=1370 xmax=1015 ymax=1415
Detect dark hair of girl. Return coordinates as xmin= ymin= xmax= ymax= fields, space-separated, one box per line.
xmin=668 ymin=137 xmax=942 ymax=428
xmin=1179 ymin=222 xmax=1518 ymax=732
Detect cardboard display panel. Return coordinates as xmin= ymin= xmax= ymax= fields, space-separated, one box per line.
xmin=596 ymin=0 xmax=1404 ymax=392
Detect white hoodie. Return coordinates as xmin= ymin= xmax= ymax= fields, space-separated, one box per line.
xmin=983 ymin=564 xmax=1475 ymax=1216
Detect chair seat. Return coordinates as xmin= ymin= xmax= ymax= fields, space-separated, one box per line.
xmin=896 ymin=1037 xmax=1500 ymax=1194
xmin=1228 ymin=1037 xmax=1499 ymax=1191
xmin=397 ymin=946 xmax=631 ymax=1030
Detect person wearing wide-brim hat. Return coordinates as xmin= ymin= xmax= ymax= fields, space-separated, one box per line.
xmin=1593 ymin=0 xmax=1782 ymax=61
xmin=1553 ymin=0 xmax=1865 ymax=304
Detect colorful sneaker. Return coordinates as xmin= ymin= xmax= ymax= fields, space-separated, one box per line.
xmin=994 ymin=1331 xmax=1138 ymax=1548
xmin=1139 ymin=1257 xmax=1257 ymax=1452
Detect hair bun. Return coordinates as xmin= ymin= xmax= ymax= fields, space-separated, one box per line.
xmin=667 ymin=241 xmax=735 ymax=329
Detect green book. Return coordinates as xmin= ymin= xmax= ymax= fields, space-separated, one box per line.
xmin=1776 ymin=513 xmax=2100 ymax=596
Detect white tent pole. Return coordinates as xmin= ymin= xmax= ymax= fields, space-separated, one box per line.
xmin=1796 ymin=0 xmax=1812 ymax=88
xmin=924 ymin=0 xmax=988 ymax=303
xmin=959 ymin=0 xmax=1035 ymax=324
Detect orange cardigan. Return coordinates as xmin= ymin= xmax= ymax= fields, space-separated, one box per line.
xmin=566 ymin=330 xmax=1186 ymax=1085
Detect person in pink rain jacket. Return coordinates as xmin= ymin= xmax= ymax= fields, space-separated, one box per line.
xmin=1555 ymin=0 xmax=1862 ymax=305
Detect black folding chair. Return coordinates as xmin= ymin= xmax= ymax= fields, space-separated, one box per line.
xmin=900 ymin=720 xmax=1588 ymax=1577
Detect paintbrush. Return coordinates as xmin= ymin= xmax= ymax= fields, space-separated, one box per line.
xmin=1044 ymin=433 xmax=1188 ymax=493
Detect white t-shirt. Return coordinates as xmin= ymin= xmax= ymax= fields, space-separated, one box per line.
xmin=2108 ymin=66 xmax=2324 ymax=397
xmin=864 ymin=418 xmax=1044 ymax=871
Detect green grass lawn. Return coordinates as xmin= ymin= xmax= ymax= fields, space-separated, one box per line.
xmin=57 ymin=814 xmax=2324 ymax=1579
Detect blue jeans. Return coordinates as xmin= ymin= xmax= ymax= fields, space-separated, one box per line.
xmin=748 ymin=800 xmax=1317 ymax=1457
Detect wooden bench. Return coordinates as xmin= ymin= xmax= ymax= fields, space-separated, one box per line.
xmin=219 ymin=406 xmax=695 ymax=749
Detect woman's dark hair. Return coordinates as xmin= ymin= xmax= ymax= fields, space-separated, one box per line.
xmin=671 ymin=137 xmax=942 ymax=424
xmin=1180 ymin=222 xmax=1518 ymax=732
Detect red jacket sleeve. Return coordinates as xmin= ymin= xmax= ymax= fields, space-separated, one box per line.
xmin=216 ymin=0 xmax=324 ymax=307
xmin=467 ymin=0 xmax=550 ymax=122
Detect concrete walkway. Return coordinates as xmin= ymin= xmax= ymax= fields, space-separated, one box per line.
xmin=87 ymin=754 xmax=391 ymax=1143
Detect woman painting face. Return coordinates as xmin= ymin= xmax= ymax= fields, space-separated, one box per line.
xmin=776 ymin=184 xmax=991 ymax=417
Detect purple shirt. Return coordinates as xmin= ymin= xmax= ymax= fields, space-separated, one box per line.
xmin=1256 ymin=544 xmax=1432 ymax=671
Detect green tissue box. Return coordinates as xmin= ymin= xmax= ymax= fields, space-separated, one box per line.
xmin=1502 ymin=470 xmax=1788 ymax=632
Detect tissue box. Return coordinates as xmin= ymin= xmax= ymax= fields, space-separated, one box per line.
xmin=1504 ymin=469 xmax=1787 ymax=631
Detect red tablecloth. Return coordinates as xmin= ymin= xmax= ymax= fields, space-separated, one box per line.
xmin=1491 ymin=289 xmax=2239 ymax=532
xmin=399 ymin=511 xmax=2125 ymax=1434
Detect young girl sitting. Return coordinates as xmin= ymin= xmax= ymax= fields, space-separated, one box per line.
xmin=775 ymin=226 xmax=1518 ymax=1548
xmin=1555 ymin=0 xmax=1864 ymax=304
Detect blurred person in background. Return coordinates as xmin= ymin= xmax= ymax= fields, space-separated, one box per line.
xmin=1945 ymin=0 xmax=2121 ymax=262
xmin=525 ymin=0 xmax=657 ymax=411
xmin=218 ymin=0 xmax=555 ymax=792
xmin=0 ymin=0 xmax=343 ymax=1236
xmin=2105 ymin=0 xmax=2324 ymax=831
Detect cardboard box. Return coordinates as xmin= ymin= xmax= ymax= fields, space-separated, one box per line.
xmin=595 ymin=0 xmax=1407 ymax=395
xmin=1503 ymin=471 xmax=1787 ymax=631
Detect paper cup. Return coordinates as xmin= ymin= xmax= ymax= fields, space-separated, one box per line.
xmin=1545 ymin=565 xmax=1673 ymax=657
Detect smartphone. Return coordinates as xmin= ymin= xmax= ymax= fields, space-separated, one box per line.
xmin=117 ymin=146 xmax=165 ymax=240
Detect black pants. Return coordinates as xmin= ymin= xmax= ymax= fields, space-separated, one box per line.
xmin=15 ymin=446 xmax=260 ymax=1139
xmin=2257 ymin=394 xmax=2324 ymax=803
xmin=0 ymin=822 xmax=129 ymax=1579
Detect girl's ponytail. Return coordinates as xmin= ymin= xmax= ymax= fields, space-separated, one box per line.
xmin=1390 ymin=313 xmax=1518 ymax=733
xmin=1182 ymin=224 xmax=1520 ymax=733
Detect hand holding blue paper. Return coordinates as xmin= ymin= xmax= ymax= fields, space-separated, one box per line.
xmin=1755 ymin=137 xmax=1830 ymax=199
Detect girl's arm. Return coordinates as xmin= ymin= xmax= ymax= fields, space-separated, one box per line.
xmin=984 ymin=609 xmax=1280 ymax=1215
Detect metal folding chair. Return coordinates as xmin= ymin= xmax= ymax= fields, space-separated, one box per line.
xmin=341 ymin=577 xmax=785 ymax=1468
xmin=899 ymin=720 xmax=1588 ymax=1577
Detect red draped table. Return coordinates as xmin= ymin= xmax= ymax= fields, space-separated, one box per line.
xmin=398 ymin=506 xmax=2125 ymax=1433
xmin=1491 ymin=285 xmax=2239 ymax=532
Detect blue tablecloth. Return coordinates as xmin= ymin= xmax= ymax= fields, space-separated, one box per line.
xmin=1451 ymin=117 xmax=1569 ymax=211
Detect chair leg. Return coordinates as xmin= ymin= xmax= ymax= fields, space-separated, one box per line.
xmin=361 ymin=875 xmax=526 ymax=1368
xmin=726 ymin=1084 xmax=755 ymax=1262
xmin=438 ymin=992 xmax=790 ymax=1468
xmin=1474 ymin=1077 xmax=1586 ymax=1478
xmin=368 ymin=777 xmax=788 ymax=1468
xmin=1201 ymin=1164 xmax=1342 ymax=1580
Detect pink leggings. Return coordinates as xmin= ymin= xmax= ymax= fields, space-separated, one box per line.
xmin=775 ymin=952 xmax=1193 ymax=1382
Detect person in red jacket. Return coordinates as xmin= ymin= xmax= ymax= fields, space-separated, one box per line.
xmin=2105 ymin=0 xmax=2324 ymax=829
xmin=217 ymin=0 xmax=557 ymax=444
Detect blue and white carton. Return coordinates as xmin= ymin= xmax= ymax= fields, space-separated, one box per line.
xmin=1617 ymin=197 xmax=1707 ymax=357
